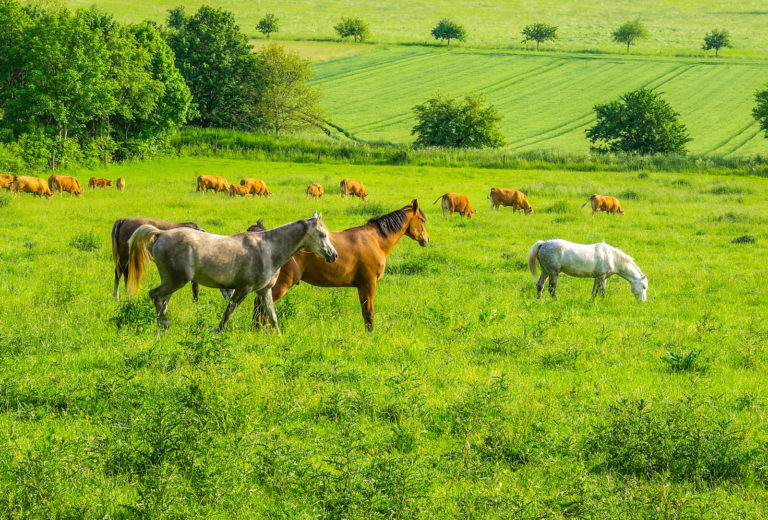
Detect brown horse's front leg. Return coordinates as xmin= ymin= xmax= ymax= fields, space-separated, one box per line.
xmin=357 ymin=283 xmax=375 ymax=332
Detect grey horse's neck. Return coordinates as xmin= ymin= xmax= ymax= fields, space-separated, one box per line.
xmin=262 ymin=219 xmax=310 ymax=268
xmin=616 ymin=255 xmax=643 ymax=282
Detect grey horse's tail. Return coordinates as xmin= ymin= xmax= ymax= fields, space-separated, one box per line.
xmin=528 ymin=240 xmax=544 ymax=279
xmin=126 ymin=224 xmax=161 ymax=298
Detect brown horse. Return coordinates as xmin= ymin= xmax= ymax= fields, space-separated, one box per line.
xmin=254 ymin=200 xmax=429 ymax=331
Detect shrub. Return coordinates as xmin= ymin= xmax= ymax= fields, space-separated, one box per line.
xmin=732 ymin=235 xmax=755 ymax=244
xmin=111 ymin=298 xmax=156 ymax=331
xmin=412 ymin=92 xmax=504 ymax=149
xmin=69 ymin=231 xmax=100 ymax=252
xmin=660 ymin=349 xmax=703 ymax=372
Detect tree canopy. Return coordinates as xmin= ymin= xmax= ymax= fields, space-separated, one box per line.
xmin=702 ymin=29 xmax=731 ymax=57
xmin=521 ymin=23 xmax=558 ymax=50
xmin=411 ymin=92 xmax=503 ymax=148
xmin=586 ymin=88 xmax=690 ymax=154
xmin=257 ymin=13 xmax=279 ymax=39
xmin=431 ymin=19 xmax=466 ymax=46
xmin=611 ymin=19 xmax=648 ymax=53
xmin=334 ymin=17 xmax=370 ymax=43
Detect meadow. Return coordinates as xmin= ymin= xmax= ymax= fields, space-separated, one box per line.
xmin=311 ymin=46 xmax=768 ymax=155
xmin=66 ymin=0 xmax=768 ymax=55
xmin=1 ymin=157 xmax=768 ymax=517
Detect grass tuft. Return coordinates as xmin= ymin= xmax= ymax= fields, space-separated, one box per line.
xmin=69 ymin=231 xmax=100 ymax=252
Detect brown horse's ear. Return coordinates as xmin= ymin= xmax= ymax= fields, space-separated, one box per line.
xmin=411 ymin=199 xmax=418 ymax=211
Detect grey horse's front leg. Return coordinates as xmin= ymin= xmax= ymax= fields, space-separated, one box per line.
xmin=591 ymin=277 xmax=603 ymax=298
xmin=215 ymin=287 xmax=250 ymax=333
xmin=599 ymin=277 xmax=607 ymax=297
xmin=536 ymin=272 xmax=548 ymax=299
xmin=149 ymin=279 xmax=185 ymax=329
xmin=257 ymin=288 xmax=281 ymax=335
xmin=547 ymin=273 xmax=558 ymax=298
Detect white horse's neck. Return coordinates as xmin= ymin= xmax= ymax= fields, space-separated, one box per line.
xmin=615 ymin=253 xmax=643 ymax=282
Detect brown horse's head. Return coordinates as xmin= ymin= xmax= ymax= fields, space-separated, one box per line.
xmin=405 ymin=199 xmax=429 ymax=246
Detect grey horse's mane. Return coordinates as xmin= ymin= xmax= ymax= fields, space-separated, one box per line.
xmin=367 ymin=206 xmax=424 ymax=237
xmin=611 ymin=244 xmax=636 ymax=266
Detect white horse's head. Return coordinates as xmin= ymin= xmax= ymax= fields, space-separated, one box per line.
xmin=630 ymin=274 xmax=648 ymax=302
xmin=306 ymin=212 xmax=338 ymax=263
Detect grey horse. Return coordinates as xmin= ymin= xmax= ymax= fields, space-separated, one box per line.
xmin=126 ymin=213 xmax=337 ymax=332
xmin=528 ymin=239 xmax=648 ymax=301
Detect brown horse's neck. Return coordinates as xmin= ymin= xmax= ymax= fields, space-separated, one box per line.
xmin=367 ymin=211 xmax=411 ymax=257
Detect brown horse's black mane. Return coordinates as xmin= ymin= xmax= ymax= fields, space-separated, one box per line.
xmin=366 ymin=205 xmax=424 ymax=237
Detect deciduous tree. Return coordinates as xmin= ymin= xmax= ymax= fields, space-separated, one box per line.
xmin=411 ymin=92 xmax=503 ymax=148
xmin=612 ymin=19 xmax=648 ymax=53
xmin=257 ymin=13 xmax=278 ymax=39
xmin=334 ymin=17 xmax=369 ymax=43
xmin=431 ymin=18 xmax=466 ymax=46
xmin=702 ymin=29 xmax=731 ymax=57
xmin=521 ymin=23 xmax=558 ymax=50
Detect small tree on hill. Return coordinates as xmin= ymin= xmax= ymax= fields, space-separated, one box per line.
xmin=586 ymin=88 xmax=690 ymax=154
xmin=702 ymin=29 xmax=731 ymax=57
xmin=334 ymin=17 xmax=369 ymax=42
xmin=612 ymin=19 xmax=647 ymax=53
xmin=412 ymin=92 xmax=503 ymax=148
xmin=752 ymin=84 xmax=768 ymax=139
xmin=257 ymin=13 xmax=279 ymax=39
xmin=521 ymin=23 xmax=558 ymax=50
xmin=431 ymin=18 xmax=466 ymax=46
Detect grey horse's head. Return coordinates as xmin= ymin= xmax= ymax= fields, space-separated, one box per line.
xmin=630 ymin=274 xmax=648 ymax=302
xmin=305 ymin=212 xmax=338 ymax=263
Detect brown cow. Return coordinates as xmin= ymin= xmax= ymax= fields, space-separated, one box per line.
xmin=306 ymin=183 xmax=324 ymax=199
xmin=197 ymin=175 xmax=229 ymax=194
xmin=488 ymin=188 xmax=533 ymax=214
xmin=13 ymin=176 xmax=52 ymax=199
xmin=229 ymin=184 xmax=251 ymax=198
xmin=48 ymin=175 xmax=83 ymax=197
xmin=240 ymin=178 xmax=271 ymax=197
xmin=581 ymin=194 xmax=624 ymax=216
xmin=0 ymin=174 xmax=14 ymax=190
xmin=340 ymin=179 xmax=368 ymax=200
xmin=89 ymin=177 xmax=112 ymax=189
xmin=433 ymin=193 xmax=475 ymax=218
xmin=116 ymin=177 xmax=126 ymax=192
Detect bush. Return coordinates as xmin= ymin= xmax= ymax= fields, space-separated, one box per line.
xmin=412 ymin=92 xmax=504 ymax=149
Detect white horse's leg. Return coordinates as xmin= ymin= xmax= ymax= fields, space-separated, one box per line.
xmin=149 ymin=279 xmax=185 ymax=329
xmin=216 ymin=287 xmax=250 ymax=333
xmin=536 ymin=272 xmax=548 ymax=299
xmin=600 ymin=277 xmax=607 ymax=297
xmin=547 ymin=272 xmax=559 ymax=298
xmin=591 ymin=277 xmax=602 ymax=298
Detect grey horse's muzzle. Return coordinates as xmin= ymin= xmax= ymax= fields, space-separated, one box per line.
xmin=325 ymin=248 xmax=338 ymax=263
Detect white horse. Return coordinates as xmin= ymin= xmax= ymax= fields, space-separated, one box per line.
xmin=527 ymin=239 xmax=648 ymax=301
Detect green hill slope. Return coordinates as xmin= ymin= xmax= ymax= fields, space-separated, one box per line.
xmin=312 ymin=47 xmax=768 ymax=155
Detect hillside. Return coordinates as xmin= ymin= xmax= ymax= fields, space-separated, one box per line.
xmin=311 ymin=47 xmax=768 ymax=155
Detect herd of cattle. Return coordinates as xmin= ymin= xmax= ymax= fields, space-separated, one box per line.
xmin=0 ymin=174 xmax=125 ymax=198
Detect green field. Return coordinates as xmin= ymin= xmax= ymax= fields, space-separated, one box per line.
xmin=1 ymin=157 xmax=768 ymax=516
xmin=312 ymin=46 xmax=768 ymax=155
xmin=67 ymin=0 xmax=768 ymax=55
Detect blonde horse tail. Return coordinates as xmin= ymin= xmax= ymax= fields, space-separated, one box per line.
xmin=528 ymin=240 xmax=544 ymax=280
xmin=432 ymin=194 xmax=444 ymax=205
xmin=126 ymin=225 xmax=160 ymax=298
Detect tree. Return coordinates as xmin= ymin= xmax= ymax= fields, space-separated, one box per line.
xmin=751 ymin=84 xmax=768 ymax=138
xmin=612 ymin=19 xmax=647 ymax=53
xmin=334 ymin=16 xmax=369 ymax=42
xmin=521 ymin=23 xmax=558 ymax=50
xmin=166 ymin=6 xmax=261 ymax=128
xmin=431 ymin=18 xmax=465 ymax=46
xmin=411 ymin=92 xmax=503 ymax=148
xmin=585 ymin=88 xmax=690 ymax=154
xmin=257 ymin=44 xmax=325 ymax=136
xmin=702 ymin=29 xmax=731 ymax=57
xmin=257 ymin=13 xmax=278 ymax=39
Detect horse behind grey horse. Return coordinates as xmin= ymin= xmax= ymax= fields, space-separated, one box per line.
xmin=126 ymin=212 xmax=337 ymax=333
xmin=528 ymin=239 xmax=647 ymax=301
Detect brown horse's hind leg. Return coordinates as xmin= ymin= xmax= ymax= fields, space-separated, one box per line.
xmin=191 ymin=281 xmax=200 ymax=302
xmin=113 ymin=265 xmax=123 ymax=299
xmin=357 ymin=283 xmax=376 ymax=332
xmin=257 ymin=288 xmax=280 ymax=334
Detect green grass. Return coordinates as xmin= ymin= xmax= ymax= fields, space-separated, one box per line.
xmin=1 ymin=156 xmax=768 ymax=516
xmin=312 ymin=46 xmax=768 ymax=155
xmin=67 ymin=0 xmax=768 ymax=57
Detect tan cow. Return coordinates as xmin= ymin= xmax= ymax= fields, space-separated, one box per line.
xmin=488 ymin=188 xmax=533 ymax=214
xmin=48 ymin=175 xmax=83 ymax=197
xmin=306 ymin=183 xmax=324 ymax=199
xmin=240 ymin=178 xmax=271 ymax=197
xmin=340 ymin=179 xmax=368 ymax=200
xmin=229 ymin=184 xmax=251 ymax=197
xmin=581 ymin=194 xmax=624 ymax=216
xmin=0 ymin=174 xmax=13 ymax=190
xmin=89 ymin=177 xmax=112 ymax=189
xmin=197 ymin=175 xmax=230 ymax=194
xmin=433 ymin=193 xmax=476 ymax=218
xmin=13 ymin=176 xmax=53 ymax=199
xmin=116 ymin=177 xmax=126 ymax=192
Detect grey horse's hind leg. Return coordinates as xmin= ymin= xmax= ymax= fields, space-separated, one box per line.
xmin=591 ymin=277 xmax=602 ymax=298
xmin=599 ymin=277 xmax=607 ymax=297
xmin=536 ymin=272 xmax=548 ymax=299
xmin=149 ymin=279 xmax=186 ymax=329
xmin=547 ymin=273 xmax=559 ymax=298
xmin=215 ymin=287 xmax=250 ymax=333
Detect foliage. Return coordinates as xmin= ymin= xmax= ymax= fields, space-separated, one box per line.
xmin=521 ymin=23 xmax=558 ymax=50
xmin=702 ymin=29 xmax=731 ymax=57
xmin=661 ymin=349 xmax=703 ymax=372
xmin=611 ymin=19 xmax=648 ymax=53
xmin=586 ymin=88 xmax=690 ymax=154
xmin=411 ymin=92 xmax=503 ymax=148
xmin=257 ymin=12 xmax=279 ymax=39
xmin=751 ymin=83 xmax=768 ymax=140
xmin=165 ymin=5 xmax=261 ymax=129
xmin=334 ymin=16 xmax=370 ymax=43
xmin=257 ymin=44 xmax=325 ymax=136
xmin=430 ymin=18 xmax=465 ymax=46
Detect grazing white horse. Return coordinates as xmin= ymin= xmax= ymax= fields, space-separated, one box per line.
xmin=528 ymin=239 xmax=648 ymax=301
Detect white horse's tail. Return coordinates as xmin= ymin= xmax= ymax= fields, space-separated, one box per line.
xmin=126 ymin=225 xmax=161 ymax=298
xmin=528 ymin=240 xmax=544 ymax=279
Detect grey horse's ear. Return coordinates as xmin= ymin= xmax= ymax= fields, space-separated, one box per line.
xmin=312 ymin=211 xmax=319 ymax=219
xmin=642 ymin=274 xmax=647 ymax=280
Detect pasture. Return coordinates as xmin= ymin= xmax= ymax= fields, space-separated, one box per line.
xmin=1 ymin=157 xmax=767 ymax=517
xmin=312 ymin=46 xmax=768 ymax=155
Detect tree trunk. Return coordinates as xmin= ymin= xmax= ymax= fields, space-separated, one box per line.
xmin=626 ymin=41 xmax=630 ymax=53
xmin=715 ymin=48 xmax=719 ymax=57
xmin=536 ymin=41 xmax=540 ymax=50
xmin=447 ymin=38 xmax=451 ymax=47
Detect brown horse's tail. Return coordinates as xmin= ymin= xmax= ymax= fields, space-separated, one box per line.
xmin=111 ymin=219 xmax=123 ymax=273
xmin=528 ymin=240 xmax=544 ymax=280
xmin=432 ymin=194 xmax=445 ymax=205
xmin=126 ymin=224 xmax=161 ymax=298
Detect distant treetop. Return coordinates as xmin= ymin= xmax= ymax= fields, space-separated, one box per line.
xmin=612 ymin=19 xmax=648 ymax=53
xmin=257 ymin=13 xmax=279 ymax=39
xmin=431 ymin=18 xmax=466 ymax=46
xmin=702 ymin=29 xmax=731 ymax=57
xmin=521 ymin=23 xmax=558 ymax=50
